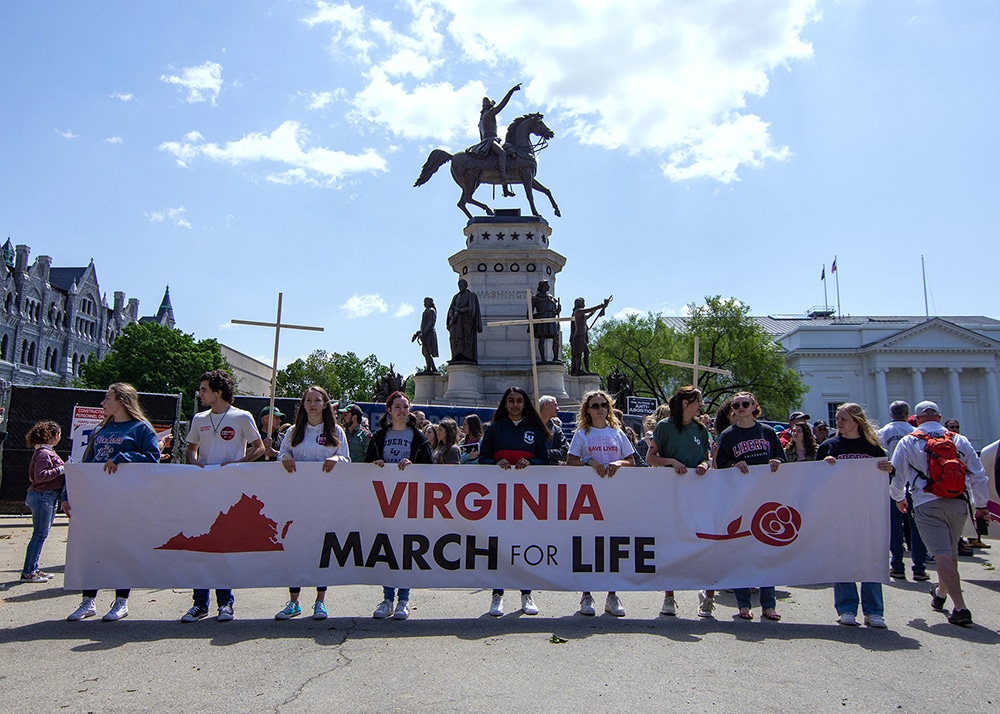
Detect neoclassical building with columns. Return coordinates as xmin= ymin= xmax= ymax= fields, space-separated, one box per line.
xmin=760 ymin=315 xmax=1000 ymax=448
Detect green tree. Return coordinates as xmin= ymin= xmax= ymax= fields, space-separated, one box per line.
xmin=276 ymin=350 xmax=387 ymax=402
xmin=589 ymin=296 xmax=807 ymax=420
xmin=77 ymin=322 xmax=226 ymax=419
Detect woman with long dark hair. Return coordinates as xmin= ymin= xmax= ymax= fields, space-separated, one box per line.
xmin=21 ymin=420 xmax=64 ymax=583
xmin=784 ymin=423 xmax=818 ymax=462
xmin=364 ymin=391 xmax=433 ymax=620
xmin=460 ymin=414 xmax=484 ymax=464
xmin=646 ymin=386 xmax=716 ymax=617
xmin=434 ymin=417 xmax=462 ymax=465
xmin=66 ymin=383 xmax=160 ymax=622
xmin=274 ymin=386 xmax=350 ymax=620
xmin=818 ymin=402 xmax=892 ymax=628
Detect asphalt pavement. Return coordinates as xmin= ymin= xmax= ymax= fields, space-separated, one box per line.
xmin=1 ymin=516 xmax=998 ymax=713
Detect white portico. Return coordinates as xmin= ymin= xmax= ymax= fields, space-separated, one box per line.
xmin=765 ymin=315 xmax=1000 ymax=448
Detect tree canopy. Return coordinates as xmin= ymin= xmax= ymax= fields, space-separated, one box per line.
xmin=276 ymin=350 xmax=388 ymax=402
xmin=77 ymin=322 xmax=226 ymax=419
xmin=589 ymin=296 xmax=807 ymax=421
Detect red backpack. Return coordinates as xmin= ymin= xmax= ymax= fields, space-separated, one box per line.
xmin=910 ymin=430 xmax=967 ymax=498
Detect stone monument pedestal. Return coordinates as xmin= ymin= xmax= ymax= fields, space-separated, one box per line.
xmin=421 ymin=210 xmax=597 ymax=408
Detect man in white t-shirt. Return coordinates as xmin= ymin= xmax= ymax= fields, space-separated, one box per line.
xmin=181 ymin=369 xmax=264 ymax=623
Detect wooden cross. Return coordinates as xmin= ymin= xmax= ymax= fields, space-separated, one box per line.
xmin=658 ymin=337 xmax=732 ymax=385
xmin=231 ymin=292 xmax=324 ymax=458
xmin=486 ymin=290 xmax=573 ymax=401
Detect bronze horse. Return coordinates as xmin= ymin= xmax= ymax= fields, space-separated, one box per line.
xmin=414 ymin=113 xmax=561 ymax=220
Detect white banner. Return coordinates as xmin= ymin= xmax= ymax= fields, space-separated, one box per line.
xmin=64 ymin=460 xmax=889 ymax=591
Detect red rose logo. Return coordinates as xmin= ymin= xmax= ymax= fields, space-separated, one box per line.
xmin=750 ymin=502 xmax=801 ymax=546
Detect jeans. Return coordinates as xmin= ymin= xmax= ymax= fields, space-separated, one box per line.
xmin=834 ymin=582 xmax=884 ymax=616
xmin=22 ymin=490 xmax=59 ymax=575
xmin=383 ymin=586 xmax=410 ymax=601
xmin=889 ymin=496 xmax=927 ymax=572
xmin=734 ymin=586 xmax=776 ymax=611
xmin=193 ymin=589 xmax=234 ymax=610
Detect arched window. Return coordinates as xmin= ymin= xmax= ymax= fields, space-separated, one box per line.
xmin=1 ymin=333 xmax=8 ymax=360
xmin=21 ymin=340 xmax=28 ymax=362
xmin=4 ymin=293 xmax=11 ymax=313
xmin=50 ymin=348 xmax=58 ymax=371
xmin=27 ymin=342 xmax=36 ymax=366
xmin=72 ymin=353 xmax=78 ymax=375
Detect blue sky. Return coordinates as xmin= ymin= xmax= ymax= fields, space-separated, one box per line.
xmin=2 ymin=1 xmax=997 ymax=374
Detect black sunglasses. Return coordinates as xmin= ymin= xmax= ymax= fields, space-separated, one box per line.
xmin=589 ymin=402 xmax=609 ymax=410
xmin=731 ymin=400 xmax=752 ymax=410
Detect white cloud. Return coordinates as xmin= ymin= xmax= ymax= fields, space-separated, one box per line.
xmin=147 ymin=206 xmax=193 ymax=229
xmin=300 ymin=89 xmax=346 ymax=110
xmin=394 ymin=303 xmax=415 ymax=318
xmin=110 ymin=91 xmax=134 ymax=102
xmin=341 ymin=293 xmax=388 ymax=318
xmin=306 ymin=0 xmax=817 ymax=182
xmin=612 ymin=307 xmax=645 ymax=321
xmin=161 ymin=61 xmax=223 ymax=104
xmin=158 ymin=120 xmax=387 ymax=186
xmin=55 ymin=129 xmax=78 ymax=139
xmin=105 ymin=136 xmax=123 ymax=144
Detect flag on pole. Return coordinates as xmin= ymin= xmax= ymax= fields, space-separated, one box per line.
xmin=821 ymin=266 xmax=825 ymax=280
xmin=831 ymin=258 xmax=838 ymax=273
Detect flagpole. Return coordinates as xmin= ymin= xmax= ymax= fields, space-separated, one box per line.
xmin=921 ymin=255 xmax=929 ymax=318
xmin=822 ymin=264 xmax=828 ymax=311
xmin=834 ymin=255 xmax=841 ymax=318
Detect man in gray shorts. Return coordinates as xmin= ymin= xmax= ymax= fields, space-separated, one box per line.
xmin=889 ymin=401 xmax=988 ymax=626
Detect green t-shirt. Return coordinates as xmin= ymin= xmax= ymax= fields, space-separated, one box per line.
xmin=651 ymin=417 xmax=710 ymax=468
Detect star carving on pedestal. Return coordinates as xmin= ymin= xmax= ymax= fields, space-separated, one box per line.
xmin=481 ymin=232 xmax=490 ymax=241
xmin=511 ymin=232 xmax=520 ymax=240
xmin=496 ymin=232 xmax=505 ymax=241
xmin=526 ymin=232 xmax=535 ymax=240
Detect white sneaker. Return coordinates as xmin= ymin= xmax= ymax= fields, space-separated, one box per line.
xmin=521 ymin=594 xmax=539 ymax=615
xmin=837 ymin=612 xmax=859 ymax=626
xmin=102 ymin=597 xmax=129 ymax=622
xmin=373 ymin=598 xmax=393 ymax=619
xmin=579 ymin=593 xmax=596 ymax=616
xmin=697 ymin=591 xmax=715 ymax=618
xmin=489 ymin=593 xmax=504 ymax=617
xmin=660 ymin=595 xmax=677 ymax=616
xmin=67 ymin=597 xmax=97 ymax=621
xmin=217 ymin=604 xmax=234 ymax=622
xmin=393 ymin=600 xmax=410 ymax=620
xmin=864 ymin=614 xmax=887 ymax=629
xmin=605 ymin=593 xmax=625 ymax=617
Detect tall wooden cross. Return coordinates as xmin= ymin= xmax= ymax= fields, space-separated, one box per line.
xmin=231 ymin=293 xmax=324 ymax=458
xmin=658 ymin=337 xmax=732 ymax=386
xmin=486 ymin=290 xmax=574 ymax=402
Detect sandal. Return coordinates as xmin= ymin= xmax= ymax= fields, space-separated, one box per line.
xmin=737 ymin=608 xmax=753 ymax=620
xmin=762 ymin=609 xmax=782 ymax=621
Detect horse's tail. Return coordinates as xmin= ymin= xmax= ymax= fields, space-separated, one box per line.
xmin=414 ymin=149 xmax=453 ymax=187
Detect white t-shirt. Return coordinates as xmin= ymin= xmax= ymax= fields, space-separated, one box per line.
xmin=278 ymin=422 xmax=350 ymax=463
xmin=186 ymin=406 xmax=261 ymax=465
xmin=568 ymin=426 xmax=636 ymax=466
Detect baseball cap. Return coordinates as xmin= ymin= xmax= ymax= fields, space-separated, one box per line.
xmin=788 ymin=411 xmax=810 ymax=421
xmin=913 ymin=400 xmax=941 ymax=416
xmin=340 ymin=403 xmax=364 ymax=418
xmin=260 ymin=406 xmax=284 ymax=418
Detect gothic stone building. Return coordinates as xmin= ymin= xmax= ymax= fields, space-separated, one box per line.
xmin=0 ymin=240 xmax=174 ymax=387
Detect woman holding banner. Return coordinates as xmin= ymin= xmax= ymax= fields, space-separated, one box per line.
xmin=645 ymin=386 xmax=716 ymax=618
xmin=715 ymin=391 xmax=785 ymax=621
xmin=274 ymin=386 xmax=350 ymax=621
xmin=65 ymin=383 xmax=160 ymax=622
xmin=818 ymin=402 xmax=892 ymax=629
xmin=567 ymin=389 xmax=636 ymax=617
xmin=364 ymin=391 xmax=433 ymax=620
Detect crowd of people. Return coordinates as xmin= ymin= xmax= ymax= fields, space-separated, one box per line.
xmin=18 ymin=369 xmax=992 ymax=629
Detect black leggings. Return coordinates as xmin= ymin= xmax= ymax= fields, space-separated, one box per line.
xmin=82 ymin=589 xmax=130 ymax=599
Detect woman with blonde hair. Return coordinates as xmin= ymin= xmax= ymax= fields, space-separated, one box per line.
xmin=818 ymin=402 xmax=892 ymax=628
xmin=65 ymin=383 xmax=160 ymax=622
xmin=567 ymin=390 xmax=636 ymax=617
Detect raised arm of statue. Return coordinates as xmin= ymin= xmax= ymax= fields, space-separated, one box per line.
xmin=494 ymin=83 xmax=521 ymax=114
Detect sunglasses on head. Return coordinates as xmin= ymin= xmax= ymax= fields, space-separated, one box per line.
xmin=731 ymin=400 xmax=752 ymax=410
xmin=589 ymin=401 xmax=609 ymax=410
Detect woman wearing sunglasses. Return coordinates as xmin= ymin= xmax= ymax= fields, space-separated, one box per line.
xmin=715 ymin=391 xmax=785 ymax=621
xmin=567 ymin=390 xmax=636 ymax=617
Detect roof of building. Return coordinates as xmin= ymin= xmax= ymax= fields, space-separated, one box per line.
xmin=47 ymin=267 xmax=88 ymax=292
xmin=659 ymin=315 xmax=1000 ymax=338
